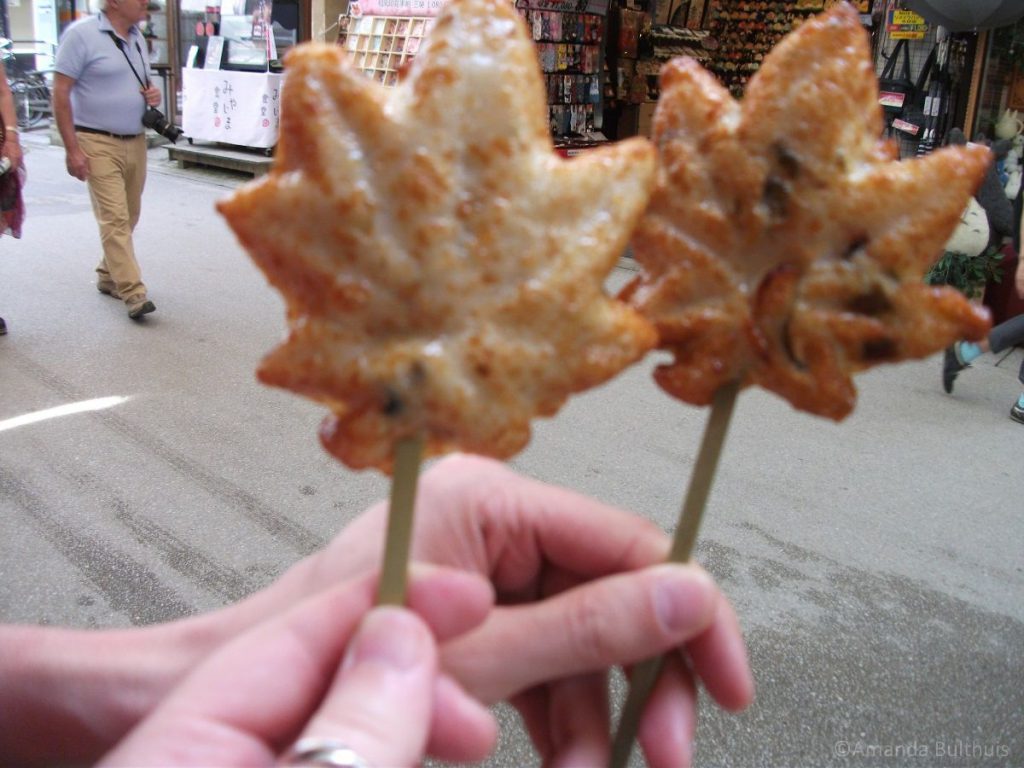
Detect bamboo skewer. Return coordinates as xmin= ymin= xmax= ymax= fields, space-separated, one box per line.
xmin=377 ymin=435 xmax=425 ymax=606
xmin=609 ymin=381 xmax=741 ymax=768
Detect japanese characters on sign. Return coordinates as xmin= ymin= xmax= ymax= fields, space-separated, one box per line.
xmin=182 ymin=68 xmax=284 ymax=148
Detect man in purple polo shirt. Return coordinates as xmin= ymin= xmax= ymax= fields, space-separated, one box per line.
xmin=54 ymin=0 xmax=162 ymax=320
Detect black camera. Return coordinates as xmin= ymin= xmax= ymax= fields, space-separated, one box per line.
xmin=142 ymin=107 xmax=184 ymax=144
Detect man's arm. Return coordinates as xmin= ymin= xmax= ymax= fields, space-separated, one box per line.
xmin=52 ymin=73 xmax=89 ymax=180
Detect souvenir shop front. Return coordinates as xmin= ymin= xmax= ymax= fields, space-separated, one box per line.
xmin=602 ymin=0 xmax=877 ymax=141
xmin=869 ymin=1 xmax=1024 ymax=322
xmin=170 ymin=0 xmax=310 ymax=149
xmin=962 ymin=12 xmax=1024 ymax=322
xmin=595 ymin=0 xmax=1024 ymax=320
xmin=336 ymin=0 xmax=612 ymax=154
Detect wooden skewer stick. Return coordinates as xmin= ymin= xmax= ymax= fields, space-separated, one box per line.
xmin=609 ymin=381 xmax=741 ymax=768
xmin=377 ymin=435 xmax=425 ymax=606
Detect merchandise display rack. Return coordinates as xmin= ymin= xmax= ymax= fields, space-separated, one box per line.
xmin=706 ymin=0 xmax=819 ymax=97
xmin=519 ymin=3 xmax=605 ymax=137
xmin=337 ymin=14 xmax=435 ymax=85
xmin=337 ymin=0 xmax=610 ymax=146
xmin=640 ymin=24 xmax=712 ymax=101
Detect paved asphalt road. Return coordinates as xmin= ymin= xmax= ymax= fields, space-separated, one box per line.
xmin=2 ymin=132 xmax=1022 ymax=767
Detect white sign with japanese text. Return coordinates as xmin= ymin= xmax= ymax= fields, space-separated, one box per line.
xmin=182 ymin=68 xmax=284 ymax=149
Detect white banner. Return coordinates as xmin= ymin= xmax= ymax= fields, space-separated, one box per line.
xmin=182 ymin=68 xmax=284 ymax=149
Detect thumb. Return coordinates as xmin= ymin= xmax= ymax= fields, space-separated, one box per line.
xmin=291 ymin=607 xmax=437 ymax=768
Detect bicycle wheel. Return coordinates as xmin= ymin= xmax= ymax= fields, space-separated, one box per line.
xmin=10 ymin=76 xmax=49 ymax=129
xmin=24 ymin=82 xmax=50 ymax=128
xmin=10 ymin=79 xmax=31 ymax=130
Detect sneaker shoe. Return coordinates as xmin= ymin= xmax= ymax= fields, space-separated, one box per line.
xmin=0 ymin=316 xmax=6 ymax=335
xmin=126 ymin=295 xmax=156 ymax=320
xmin=97 ymin=279 xmax=121 ymax=299
xmin=942 ymin=345 xmax=967 ymax=394
xmin=1011 ymin=402 xmax=1024 ymax=425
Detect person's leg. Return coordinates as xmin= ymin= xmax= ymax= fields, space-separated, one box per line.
xmin=125 ymin=133 xmax=147 ymax=233
xmin=941 ymin=315 xmax=1024 ymax=393
xmin=80 ymin=134 xmax=147 ymax=305
xmin=121 ymin=135 xmax=154 ymax=319
xmin=1012 ymin=332 xmax=1024 ymax=424
xmin=951 ymin=314 xmax=1024 ymax=421
xmin=987 ymin=314 xmax=1024 ymax=355
xmin=1011 ymin=390 xmax=1024 ymax=424
xmin=942 ymin=339 xmax=985 ymax=393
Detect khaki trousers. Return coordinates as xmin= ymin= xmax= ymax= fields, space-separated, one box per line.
xmin=78 ymin=132 xmax=148 ymax=302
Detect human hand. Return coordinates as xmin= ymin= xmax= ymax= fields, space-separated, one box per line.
xmin=142 ymin=85 xmax=161 ymax=108
xmin=2 ymin=133 xmax=22 ymax=170
xmin=290 ymin=454 xmax=754 ymax=767
xmin=65 ymin=146 xmax=89 ymax=180
xmin=1015 ymin=256 xmax=1024 ymax=299
xmin=29 ymin=456 xmax=750 ymax=767
xmin=100 ymin=567 xmax=498 ymax=767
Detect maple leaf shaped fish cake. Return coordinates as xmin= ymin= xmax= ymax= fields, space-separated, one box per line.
xmin=217 ymin=0 xmax=656 ymax=472
xmin=621 ymin=4 xmax=991 ymax=420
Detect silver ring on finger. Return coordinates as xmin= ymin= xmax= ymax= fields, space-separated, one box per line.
xmin=281 ymin=737 xmax=373 ymax=768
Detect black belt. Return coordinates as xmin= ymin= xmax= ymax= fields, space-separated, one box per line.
xmin=75 ymin=125 xmax=142 ymax=140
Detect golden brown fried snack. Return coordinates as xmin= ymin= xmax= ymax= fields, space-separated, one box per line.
xmin=622 ymin=4 xmax=991 ymax=420
xmin=218 ymin=0 xmax=656 ymax=472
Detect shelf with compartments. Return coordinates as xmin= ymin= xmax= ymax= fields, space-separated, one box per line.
xmin=337 ymin=15 xmax=434 ymax=86
xmin=336 ymin=2 xmax=609 ymax=143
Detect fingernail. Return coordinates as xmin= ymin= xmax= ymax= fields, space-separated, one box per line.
xmin=344 ymin=607 xmax=425 ymax=672
xmin=652 ymin=565 xmax=715 ymax=634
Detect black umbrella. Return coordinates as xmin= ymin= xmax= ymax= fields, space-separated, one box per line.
xmin=904 ymin=0 xmax=1024 ymax=32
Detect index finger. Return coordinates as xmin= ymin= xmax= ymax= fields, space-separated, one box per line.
xmin=420 ymin=454 xmax=671 ymax=581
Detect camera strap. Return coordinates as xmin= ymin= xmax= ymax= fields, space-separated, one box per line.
xmin=105 ymin=30 xmax=149 ymax=89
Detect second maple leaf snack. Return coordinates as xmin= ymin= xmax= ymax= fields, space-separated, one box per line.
xmin=611 ymin=6 xmax=994 ymax=766
xmin=217 ymin=0 xmax=656 ymax=474
xmin=622 ymin=3 xmax=991 ymax=420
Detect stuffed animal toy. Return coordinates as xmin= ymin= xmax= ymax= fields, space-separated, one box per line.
xmin=943 ymin=128 xmax=1015 ymax=256
xmin=1000 ymin=133 xmax=1023 ymax=201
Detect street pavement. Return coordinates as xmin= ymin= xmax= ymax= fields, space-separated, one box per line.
xmin=2 ymin=130 xmax=1022 ymax=767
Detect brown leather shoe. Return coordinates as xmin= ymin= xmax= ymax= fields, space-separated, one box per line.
xmin=97 ymin=280 xmax=121 ymax=299
xmin=126 ymin=295 xmax=156 ymax=320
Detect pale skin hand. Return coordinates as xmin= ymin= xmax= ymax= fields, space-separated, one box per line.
xmin=101 ymin=572 xmax=498 ymax=767
xmin=209 ymin=454 xmax=754 ymax=766
xmin=321 ymin=454 xmax=755 ymax=766
xmin=1016 ymin=257 xmax=1024 ymax=299
xmin=141 ymin=85 xmax=161 ymax=108
xmin=0 ymin=455 xmax=753 ymax=767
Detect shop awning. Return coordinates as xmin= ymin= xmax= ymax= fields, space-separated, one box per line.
xmin=905 ymin=0 xmax=1024 ymax=32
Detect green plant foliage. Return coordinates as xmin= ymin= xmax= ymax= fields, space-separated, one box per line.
xmin=925 ymin=246 xmax=1005 ymax=299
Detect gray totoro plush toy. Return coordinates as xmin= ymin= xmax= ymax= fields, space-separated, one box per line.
xmin=951 ymin=128 xmax=1015 ymax=239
